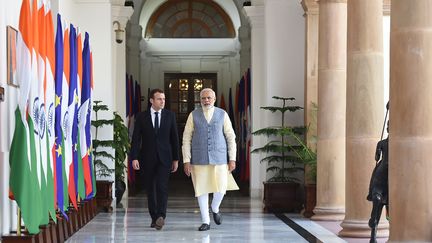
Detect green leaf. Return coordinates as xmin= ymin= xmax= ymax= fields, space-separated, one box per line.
xmin=253 ymin=126 xmax=305 ymax=137
xmin=268 ymin=176 xmax=301 ymax=183
xmin=266 ymin=166 xmax=282 ymax=173
xmin=112 ymin=112 xmax=130 ymax=183
xmin=272 ymin=96 xmax=296 ymax=101
xmin=93 ymin=151 xmax=115 ymax=161
xmin=93 ymin=140 xmax=116 ymax=149
xmin=260 ymin=106 xmax=303 ymax=113
xmin=91 ymin=119 xmax=114 ymax=128
xmin=93 ymin=101 xmax=109 ymax=112
xmin=251 ymin=143 xmax=294 ymax=154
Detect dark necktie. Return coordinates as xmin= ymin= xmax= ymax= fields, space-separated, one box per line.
xmin=154 ymin=111 xmax=159 ymax=133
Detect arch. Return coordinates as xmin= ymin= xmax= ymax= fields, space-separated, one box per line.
xmin=145 ymin=0 xmax=236 ymax=38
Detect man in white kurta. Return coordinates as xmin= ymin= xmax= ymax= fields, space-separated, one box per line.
xmin=183 ymin=88 xmax=238 ymax=231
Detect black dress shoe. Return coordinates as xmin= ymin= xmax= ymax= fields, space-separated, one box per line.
xmin=155 ymin=217 xmax=165 ymax=230
xmin=198 ymin=223 xmax=210 ymax=231
xmin=213 ymin=212 xmax=222 ymax=225
xmin=150 ymin=220 xmax=156 ymax=228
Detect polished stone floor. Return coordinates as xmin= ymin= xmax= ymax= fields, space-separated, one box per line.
xmin=66 ymin=180 xmax=388 ymax=243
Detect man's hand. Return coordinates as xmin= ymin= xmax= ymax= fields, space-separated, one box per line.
xmin=184 ymin=162 xmax=191 ymax=177
xmin=228 ymin=160 xmax=236 ymax=172
xmin=132 ymin=160 xmax=140 ymax=170
xmin=171 ymin=160 xmax=179 ymax=173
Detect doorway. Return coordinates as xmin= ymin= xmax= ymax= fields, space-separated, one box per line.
xmin=164 ymin=73 xmax=217 ymax=181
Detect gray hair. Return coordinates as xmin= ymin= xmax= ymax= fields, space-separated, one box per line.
xmin=200 ymin=88 xmax=216 ymax=98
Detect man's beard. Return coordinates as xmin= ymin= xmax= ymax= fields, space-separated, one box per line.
xmin=202 ymin=104 xmax=214 ymax=109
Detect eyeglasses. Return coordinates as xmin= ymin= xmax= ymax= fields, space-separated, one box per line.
xmin=201 ymin=96 xmax=213 ymax=100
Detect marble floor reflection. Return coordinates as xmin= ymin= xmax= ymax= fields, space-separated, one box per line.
xmin=65 ymin=180 xmax=385 ymax=243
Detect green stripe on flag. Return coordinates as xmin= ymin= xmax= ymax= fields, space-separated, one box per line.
xmin=61 ymin=133 xmax=69 ymax=211
xmin=27 ymin=116 xmax=44 ymax=228
xmin=77 ymin=132 xmax=85 ymax=200
xmin=9 ymin=108 xmax=42 ymax=234
xmin=45 ymin=135 xmax=56 ymax=223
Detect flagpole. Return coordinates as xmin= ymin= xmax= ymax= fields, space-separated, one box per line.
xmin=17 ymin=207 xmax=21 ymax=236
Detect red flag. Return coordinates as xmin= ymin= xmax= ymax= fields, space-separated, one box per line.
xmin=219 ymin=93 xmax=227 ymax=111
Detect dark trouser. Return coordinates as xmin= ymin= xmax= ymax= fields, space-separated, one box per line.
xmin=144 ymin=160 xmax=171 ymax=221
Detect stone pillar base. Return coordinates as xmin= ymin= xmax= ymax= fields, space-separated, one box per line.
xmin=339 ymin=219 xmax=389 ymax=238
xmin=311 ymin=206 xmax=345 ymax=221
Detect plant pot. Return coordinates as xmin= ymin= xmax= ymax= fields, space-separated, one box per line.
xmin=263 ymin=182 xmax=302 ymax=213
xmin=115 ymin=180 xmax=126 ymax=206
xmin=303 ymin=184 xmax=316 ymax=218
xmin=96 ymin=180 xmax=113 ymax=212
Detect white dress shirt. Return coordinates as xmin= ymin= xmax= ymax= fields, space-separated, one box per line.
xmin=150 ymin=107 xmax=162 ymax=128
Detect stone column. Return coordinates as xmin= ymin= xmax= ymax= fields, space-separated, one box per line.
xmin=111 ymin=3 xmax=133 ymax=202
xmin=301 ymin=0 xmax=319 ymax=153
xmin=389 ymin=0 xmax=432 ymax=241
xmin=243 ymin=5 xmax=267 ymax=198
xmin=312 ymin=0 xmax=347 ymax=221
xmin=112 ymin=5 xmax=134 ymax=121
xmin=238 ymin=25 xmax=251 ymax=75
xmin=126 ymin=24 xmax=143 ymax=82
xmin=339 ymin=0 xmax=387 ymax=238
xmin=125 ymin=0 xmax=144 ymax=83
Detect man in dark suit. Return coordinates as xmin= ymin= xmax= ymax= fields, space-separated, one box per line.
xmin=130 ymin=88 xmax=179 ymax=230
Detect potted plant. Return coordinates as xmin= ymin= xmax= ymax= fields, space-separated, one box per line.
xmin=112 ymin=112 xmax=129 ymax=206
xmin=252 ymin=96 xmax=314 ymax=212
xmin=92 ymin=101 xmax=114 ymax=177
xmin=92 ymin=101 xmax=130 ymax=211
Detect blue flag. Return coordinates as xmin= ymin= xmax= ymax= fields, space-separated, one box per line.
xmin=126 ymin=74 xmax=130 ymax=118
xmin=68 ymin=24 xmax=79 ymax=209
xmin=54 ymin=13 xmax=66 ymax=217
xmin=228 ymin=87 xmax=235 ymax=130
xmin=82 ymin=32 xmax=95 ymax=198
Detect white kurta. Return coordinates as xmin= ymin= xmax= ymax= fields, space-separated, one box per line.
xmin=191 ymin=165 xmax=239 ymax=197
xmin=182 ymin=106 xmax=239 ymax=197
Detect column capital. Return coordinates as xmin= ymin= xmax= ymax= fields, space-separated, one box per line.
xmin=319 ymin=0 xmax=347 ymax=3
xmin=112 ymin=5 xmax=134 ymax=27
xmin=301 ymin=0 xmax=319 ymax=14
xmin=110 ymin=0 xmax=123 ymax=4
xmin=243 ymin=6 xmax=264 ymax=28
xmin=74 ymin=0 xmax=111 ymax=3
xmin=251 ymin=0 xmax=265 ymax=6
xmin=74 ymin=0 xmax=132 ymax=3
xmin=383 ymin=0 xmax=391 ymax=16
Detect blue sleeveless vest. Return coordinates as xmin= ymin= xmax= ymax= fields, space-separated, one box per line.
xmin=191 ymin=107 xmax=227 ymax=165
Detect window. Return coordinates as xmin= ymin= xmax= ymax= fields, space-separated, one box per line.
xmin=165 ymin=73 xmax=217 ymax=135
xmin=146 ymin=0 xmax=235 ymax=38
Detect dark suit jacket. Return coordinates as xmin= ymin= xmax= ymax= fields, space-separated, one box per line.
xmin=130 ymin=109 xmax=179 ymax=166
